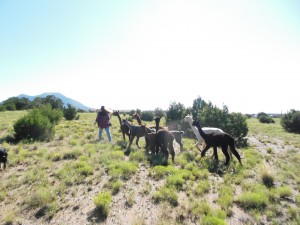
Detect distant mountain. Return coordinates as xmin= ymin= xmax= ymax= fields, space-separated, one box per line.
xmin=17 ymin=92 xmax=92 ymax=111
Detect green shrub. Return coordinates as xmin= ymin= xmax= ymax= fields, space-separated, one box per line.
xmin=93 ymin=191 xmax=112 ymax=218
xmin=14 ymin=109 xmax=54 ymax=141
xmin=281 ymin=109 xmax=300 ymax=133
xmin=64 ymin=104 xmax=78 ymax=120
xmin=258 ymin=115 xmax=275 ymax=123
xmin=39 ymin=104 xmax=63 ymax=124
xmin=13 ymin=105 xmax=63 ymax=141
xmin=141 ymin=111 xmax=154 ymax=121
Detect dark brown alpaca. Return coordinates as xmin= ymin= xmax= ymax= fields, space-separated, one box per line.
xmin=0 ymin=147 xmax=8 ymax=170
xmin=192 ymin=120 xmax=242 ymax=166
xmin=154 ymin=117 xmax=184 ymax=152
xmin=122 ymin=119 xmax=151 ymax=149
xmin=112 ymin=110 xmax=130 ymax=141
xmin=141 ymin=124 xmax=175 ymax=165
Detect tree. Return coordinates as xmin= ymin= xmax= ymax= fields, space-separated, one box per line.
xmin=64 ymin=104 xmax=78 ymax=120
xmin=257 ymin=112 xmax=274 ymax=124
xmin=165 ymin=101 xmax=186 ymax=129
xmin=42 ymin=95 xmax=64 ymax=109
xmin=154 ymin=107 xmax=165 ymax=118
xmin=281 ymin=109 xmax=300 ymax=133
xmin=141 ymin=111 xmax=154 ymax=122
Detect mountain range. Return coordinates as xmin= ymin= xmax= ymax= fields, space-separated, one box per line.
xmin=17 ymin=92 xmax=92 ymax=111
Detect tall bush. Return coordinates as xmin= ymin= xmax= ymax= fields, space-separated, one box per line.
xmin=141 ymin=111 xmax=154 ymax=122
xmin=13 ymin=106 xmax=63 ymax=141
xmin=14 ymin=109 xmax=54 ymax=141
xmin=64 ymin=104 xmax=78 ymax=120
xmin=257 ymin=112 xmax=274 ymax=124
xmin=281 ymin=109 xmax=300 ymax=133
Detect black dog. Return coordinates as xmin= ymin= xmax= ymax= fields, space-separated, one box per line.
xmin=0 ymin=147 xmax=8 ymax=170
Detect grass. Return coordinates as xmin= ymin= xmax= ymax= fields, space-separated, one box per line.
xmin=237 ymin=192 xmax=269 ymax=210
xmin=93 ymin=191 xmax=112 ymax=218
xmin=0 ymin=112 xmax=299 ymax=224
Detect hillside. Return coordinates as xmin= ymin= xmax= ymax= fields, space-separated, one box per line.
xmin=0 ymin=113 xmax=299 ymax=225
xmin=17 ymin=92 xmax=91 ymax=111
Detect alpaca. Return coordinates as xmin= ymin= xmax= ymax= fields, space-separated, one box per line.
xmin=184 ymin=115 xmax=225 ymax=159
xmin=0 ymin=147 xmax=8 ymax=170
xmin=122 ymin=119 xmax=150 ymax=149
xmin=141 ymin=124 xmax=175 ymax=165
xmin=112 ymin=110 xmax=130 ymax=141
xmin=192 ymin=120 xmax=242 ymax=166
xmin=154 ymin=116 xmax=184 ymax=152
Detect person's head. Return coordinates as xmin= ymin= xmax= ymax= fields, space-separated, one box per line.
xmin=101 ymin=106 xmax=105 ymax=112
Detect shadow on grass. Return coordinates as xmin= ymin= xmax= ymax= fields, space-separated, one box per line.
xmin=87 ymin=208 xmax=108 ymax=223
xmin=147 ymin=152 xmax=169 ymax=166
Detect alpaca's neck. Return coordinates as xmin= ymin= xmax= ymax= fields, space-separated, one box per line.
xmin=116 ymin=114 xmax=122 ymax=125
xmin=188 ymin=122 xmax=202 ymax=140
xmin=155 ymin=119 xmax=160 ymax=133
xmin=135 ymin=115 xmax=142 ymax=125
xmin=195 ymin=123 xmax=207 ymax=140
xmin=123 ymin=120 xmax=132 ymax=130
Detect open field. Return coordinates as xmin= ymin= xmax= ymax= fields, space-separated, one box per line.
xmin=0 ymin=112 xmax=299 ymax=225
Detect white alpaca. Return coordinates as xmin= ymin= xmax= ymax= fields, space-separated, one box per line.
xmin=183 ymin=115 xmax=224 ymax=152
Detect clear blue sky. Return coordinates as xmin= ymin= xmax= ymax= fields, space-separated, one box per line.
xmin=1 ymin=0 xmax=299 ymax=114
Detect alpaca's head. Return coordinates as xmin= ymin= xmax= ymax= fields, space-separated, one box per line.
xmin=183 ymin=115 xmax=193 ymax=123
xmin=132 ymin=113 xmax=139 ymax=119
xmin=112 ymin=110 xmax=119 ymax=116
xmin=192 ymin=120 xmax=200 ymax=127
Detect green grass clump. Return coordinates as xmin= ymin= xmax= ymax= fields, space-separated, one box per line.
xmin=237 ymin=192 xmax=268 ymax=210
xmin=200 ymin=216 xmax=227 ymax=225
xmin=93 ymin=191 xmax=112 ymax=218
xmin=261 ymin=170 xmax=274 ymax=188
xmin=166 ymin=173 xmax=186 ymax=190
xmin=110 ymin=180 xmax=123 ymax=195
xmin=108 ymin=161 xmax=138 ymax=180
xmin=152 ymin=186 xmax=178 ymax=206
xmin=26 ymin=187 xmax=55 ymax=209
xmin=62 ymin=148 xmax=81 ymax=160
xmin=149 ymin=165 xmax=177 ymax=180
xmin=277 ymin=186 xmax=292 ymax=198
xmin=217 ymin=185 xmax=233 ymax=214
xmin=129 ymin=150 xmax=147 ymax=163
xmin=194 ymin=180 xmax=210 ymax=196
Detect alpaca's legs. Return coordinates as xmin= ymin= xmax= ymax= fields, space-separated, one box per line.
xmin=163 ymin=145 xmax=169 ymax=165
xmin=213 ymin=147 xmax=219 ymax=161
xmin=195 ymin=143 xmax=202 ymax=152
xmin=221 ymin=145 xmax=230 ymax=165
xmin=168 ymin=141 xmax=175 ymax=163
xmin=200 ymin=145 xmax=211 ymax=158
xmin=136 ymin=137 xmax=141 ymax=148
xmin=127 ymin=135 xmax=135 ymax=149
xmin=229 ymin=144 xmax=242 ymax=165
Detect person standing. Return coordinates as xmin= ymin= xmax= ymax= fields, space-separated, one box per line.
xmin=95 ymin=106 xmax=112 ymax=142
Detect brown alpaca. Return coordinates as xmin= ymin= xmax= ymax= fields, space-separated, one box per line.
xmin=192 ymin=120 xmax=242 ymax=166
xmin=154 ymin=116 xmax=184 ymax=152
xmin=141 ymin=124 xmax=175 ymax=165
xmin=122 ymin=119 xmax=152 ymax=149
xmin=112 ymin=110 xmax=130 ymax=141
